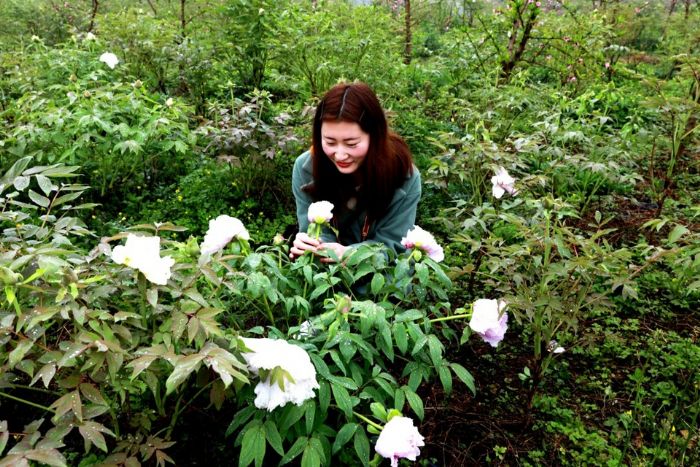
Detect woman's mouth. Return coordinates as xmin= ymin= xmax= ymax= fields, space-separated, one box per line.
xmin=336 ymin=161 xmax=353 ymax=168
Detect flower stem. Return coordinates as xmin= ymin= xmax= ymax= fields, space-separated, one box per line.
xmin=429 ymin=314 xmax=471 ymax=324
xmin=352 ymin=411 xmax=384 ymax=430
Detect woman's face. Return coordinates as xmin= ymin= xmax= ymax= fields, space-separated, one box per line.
xmin=320 ymin=120 xmax=370 ymax=175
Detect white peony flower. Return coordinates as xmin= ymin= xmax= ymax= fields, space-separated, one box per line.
xmin=469 ymin=299 xmax=508 ymax=347
xmin=111 ymin=234 xmax=175 ymax=285
xmin=491 ymin=167 xmax=517 ymax=199
xmin=200 ymin=215 xmax=250 ymax=255
xmin=401 ymin=225 xmax=444 ymax=262
xmin=165 ymin=97 xmax=174 ymax=107
xmin=241 ymin=338 xmax=319 ymax=411
xmin=99 ymin=52 xmax=119 ymax=69
xmin=307 ymin=201 xmax=334 ymax=224
xmin=548 ymin=340 xmax=566 ymax=354
xmin=84 ymin=32 xmax=97 ymax=41
xmin=375 ymin=416 xmax=425 ymax=467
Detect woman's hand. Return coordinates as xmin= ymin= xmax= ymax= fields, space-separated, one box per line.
xmin=289 ymin=232 xmax=321 ymax=260
xmin=318 ymin=242 xmax=348 ymax=263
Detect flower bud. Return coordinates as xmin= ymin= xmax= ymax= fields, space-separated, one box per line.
xmin=69 ymin=74 xmax=77 ymax=82
xmin=335 ymin=295 xmax=351 ymax=314
xmin=83 ymin=90 xmax=91 ymax=98
xmin=133 ymin=79 xmax=143 ymax=88
xmin=273 ymin=234 xmax=285 ymax=246
xmin=165 ymin=97 xmax=174 ymax=107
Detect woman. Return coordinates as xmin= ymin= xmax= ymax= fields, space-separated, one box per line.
xmin=290 ymin=82 xmax=421 ymax=261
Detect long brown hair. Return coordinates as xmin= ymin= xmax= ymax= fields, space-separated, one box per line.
xmin=307 ymin=82 xmax=413 ymax=222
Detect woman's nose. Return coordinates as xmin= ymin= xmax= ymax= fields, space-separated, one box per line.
xmin=335 ymin=151 xmax=348 ymax=161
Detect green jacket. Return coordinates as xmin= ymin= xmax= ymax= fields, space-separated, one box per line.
xmin=292 ymin=151 xmax=421 ymax=254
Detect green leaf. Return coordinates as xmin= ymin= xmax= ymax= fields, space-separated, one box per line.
xmin=394 ymin=309 xmax=425 ymax=322
xmin=305 ymin=400 xmax=316 ymax=434
xmin=0 ymin=420 xmax=8 ymax=456
xmin=280 ymin=436 xmax=307 ymax=465
xmin=427 ymin=334 xmax=443 ymax=368
xmin=239 ymin=421 xmax=265 ymax=467
xmin=301 ymin=442 xmax=321 ymax=467
xmin=353 ymin=428 xmax=370 ymax=466
xmin=438 ymin=364 xmax=453 ymax=395
xmin=13 ymin=175 xmax=30 ymax=191
xmin=370 ymin=273 xmax=385 ymax=294
xmin=9 ymin=338 xmax=33 ymax=369
xmin=36 ymin=174 xmax=54 ymax=195
xmin=23 ymin=449 xmax=68 ymax=467
xmin=393 ymin=323 xmax=408 ymax=354
xmin=1 ymin=156 xmax=32 ymax=185
xmin=226 ymin=406 xmax=257 ymax=437
xmin=450 ymin=363 xmax=476 ymax=395
xmin=331 ymin=383 xmax=353 ymax=417
xmin=332 ymin=423 xmax=358 ymax=454
xmin=165 ymin=354 xmax=205 ymax=394
xmin=318 ymin=380 xmax=331 ymax=413
xmin=404 ymin=387 xmax=424 ymax=420
xmin=264 ymin=421 xmax=284 ymax=456
xmin=667 ymin=224 xmax=689 ymax=244
xmin=78 ymin=421 xmax=112 ymax=453
xmin=28 ymin=189 xmax=50 ymax=207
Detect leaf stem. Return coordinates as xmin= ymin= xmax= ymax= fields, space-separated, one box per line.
xmin=0 ymin=391 xmax=55 ymax=413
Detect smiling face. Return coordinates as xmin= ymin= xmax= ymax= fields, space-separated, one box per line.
xmin=320 ymin=120 xmax=370 ymax=175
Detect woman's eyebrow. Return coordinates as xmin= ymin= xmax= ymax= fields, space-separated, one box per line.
xmin=322 ymin=136 xmax=361 ymax=142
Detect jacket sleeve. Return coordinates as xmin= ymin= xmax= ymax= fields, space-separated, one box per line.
xmin=348 ymin=169 xmax=422 ymax=254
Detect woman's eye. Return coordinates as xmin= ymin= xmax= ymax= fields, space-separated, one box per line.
xmin=347 ymin=144 xmax=358 ymax=148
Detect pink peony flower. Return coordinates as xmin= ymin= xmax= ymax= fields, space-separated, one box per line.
xmin=375 ymin=416 xmax=425 ymax=467
xmin=470 ymin=299 xmax=508 ymax=347
xmin=200 ymin=215 xmax=249 ymax=255
xmin=491 ymin=167 xmax=517 ymax=199
xmin=401 ymin=226 xmax=444 ymax=262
